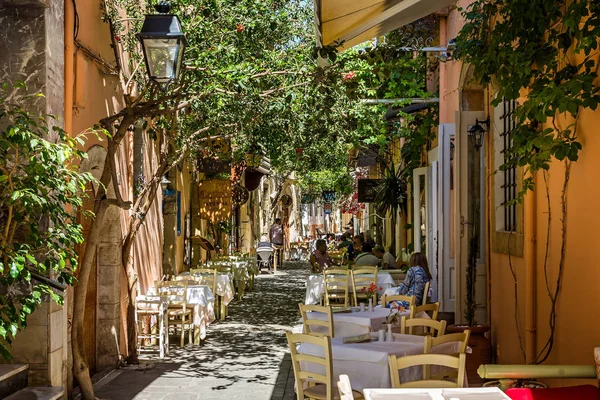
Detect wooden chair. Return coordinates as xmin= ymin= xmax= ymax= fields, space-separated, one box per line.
xmin=427 ymin=330 xmax=470 ymax=354
xmin=422 ymin=281 xmax=430 ymax=305
xmin=351 ymin=267 xmax=378 ymax=307
xmin=337 ymin=374 xmax=357 ymax=400
xmin=135 ymin=294 xmax=168 ymax=358
xmin=380 ymin=294 xmax=416 ymax=310
xmin=299 ymin=304 xmax=334 ymax=338
xmin=190 ymin=268 xmax=217 ymax=294
xmin=155 ymin=280 xmax=193 ymax=347
xmin=286 ymin=332 xmax=363 ymax=400
xmin=400 ymin=316 xmax=446 ymax=337
xmin=388 ymin=343 xmax=466 ymax=388
xmin=323 ymin=269 xmax=350 ymax=307
xmin=411 ymin=302 xmax=440 ymax=320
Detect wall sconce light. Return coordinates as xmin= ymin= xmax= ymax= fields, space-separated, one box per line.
xmin=450 ymin=140 xmax=455 ymax=161
xmin=160 ymin=175 xmax=171 ymax=192
xmin=467 ymin=117 xmax=490 ymax=151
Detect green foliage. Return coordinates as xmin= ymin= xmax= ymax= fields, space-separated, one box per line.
xmin=298 ymin=168 xmax=354 ymax=199
xmin=455 ymin=0 xmax=600 ymax=199
xmin=0 ymin=83 xmax=95 ymax=360
xmin=397 ymin=106 xmax=438 ymax=181
xmin=374 ymin=161 xmax=406 ymax=216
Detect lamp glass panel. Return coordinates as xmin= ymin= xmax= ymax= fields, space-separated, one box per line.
xmin=143 ymin=38 xmax=181 ymax=83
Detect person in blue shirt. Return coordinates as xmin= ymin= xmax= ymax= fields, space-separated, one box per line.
xmin=387 ymin=252 xmax=432 ymax=308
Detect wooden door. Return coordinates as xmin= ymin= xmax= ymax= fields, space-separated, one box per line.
xmin=454 ymin=111 xmax=488 ymax=324
xmin=438 ymin=123 xmax=456 ymax=312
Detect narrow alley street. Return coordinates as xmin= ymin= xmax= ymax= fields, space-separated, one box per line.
xmin=94 ymin=262 xmax=308 ymax=400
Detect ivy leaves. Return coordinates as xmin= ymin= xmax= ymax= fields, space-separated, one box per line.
xmin=455 ymin=0 xmax=600 ymax=197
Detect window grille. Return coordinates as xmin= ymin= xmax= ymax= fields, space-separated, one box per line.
xmin=500 ymin=99 xmax=517 ymax=232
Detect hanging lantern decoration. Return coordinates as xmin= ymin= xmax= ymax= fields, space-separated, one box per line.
xmin=467 ymin=117 xmax=489 ymax=151
xmin=232 ymin=184 xmax=249 ymax=206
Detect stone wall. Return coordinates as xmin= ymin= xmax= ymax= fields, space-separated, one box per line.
xmin=0 ymin=0 xmax=67 ymax=389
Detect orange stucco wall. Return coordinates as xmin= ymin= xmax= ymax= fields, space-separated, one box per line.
xmin=71 ymin=0 xmax=165 ymax=364
xmin=443 ymin=0 xmax=600 ymax=376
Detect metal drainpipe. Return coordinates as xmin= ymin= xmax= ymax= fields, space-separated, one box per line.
xmin=64 ymin=0 xmax=74 ymax=136
xmin=524 ymin=175 xmax=537 ymax=364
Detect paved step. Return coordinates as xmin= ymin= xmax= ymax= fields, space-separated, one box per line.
xmin=5 ymin=386 xmax=64 ymax=400
xmin=0 ymin=364 xmax=28 ymax=398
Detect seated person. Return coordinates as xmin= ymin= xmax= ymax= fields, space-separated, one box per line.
xmin=309 ymin=239 xmax=334 ymax=273
xmin=373 ymin=245 xmax=398 ymax=269
xmin=353 ymin=243 xmax=381 ymax=267
xmin=346 ymin=234 xmax=364 ymax=262
xmin=387 ymin=252 xmax=431 ymax=308
xmin=337 ymin=233 xmax=352 ymax=249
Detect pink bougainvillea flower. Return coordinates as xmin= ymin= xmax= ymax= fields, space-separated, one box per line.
xmin=343 ymin=71 xmax=356 ymax=81
xmin=236 ymin=23 xmax=245 ymax=33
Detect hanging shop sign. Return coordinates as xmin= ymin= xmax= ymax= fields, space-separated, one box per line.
xmin=357 ymin=179 xmax=381 ymax=203
xmin=196 ymin=138 xmax=231 ymax=174
xmin=198 ymin=179 xmax=232 ymax=221
xmin=322 ymin=191 xmax=337 ymax=203
xmin=232 ymin=184 xmax=250 ymax=206
xmin=300 ymin=193 xmax=315 ymax=204
xmin=281 ymin=194 xmax=293 ymax=208
xmin=323 ymin=203 xmax=332 ymax=215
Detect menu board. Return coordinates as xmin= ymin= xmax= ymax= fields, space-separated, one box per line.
xmin=198 ymin=179 xmax=232 ymax=221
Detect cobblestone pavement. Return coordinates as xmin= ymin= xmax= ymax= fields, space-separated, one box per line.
xmin=94 ymin=261 xmax=308 ymax=400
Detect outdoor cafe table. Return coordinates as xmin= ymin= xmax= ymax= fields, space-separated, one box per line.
xmin=178 ymin=271 xmax=235 ymax=321
xmin=363 ymin=388 xmax=511 ymax=400
xmin=301 ymin=307 xmax=426 ymax=338
xmin=298 ymin=333 xmax=465 ymax=391
xmin=149 ymin=284 xmax=215 ymax=344
xmin=304 ymin=272 xmax=396 ymax=305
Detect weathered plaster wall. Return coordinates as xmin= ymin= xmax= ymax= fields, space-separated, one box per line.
xmin=0 ymin=0 xmax=68 ymax=389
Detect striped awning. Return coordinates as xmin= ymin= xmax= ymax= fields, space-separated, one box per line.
xmin=315 ymin=0 xmax=456 ymax=50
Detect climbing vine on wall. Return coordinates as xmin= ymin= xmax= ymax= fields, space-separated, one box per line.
xmin=455 ymin=0 xmax=600 ymax=363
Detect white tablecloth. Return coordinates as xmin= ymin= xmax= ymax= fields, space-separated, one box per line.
xmin=304 ymin=272 xmax=396 ymax=305
xmin=149 ymin=284 xmax=215 ymax=340
xmin=299 ymin=333 xmax=464 ymax=391
xmin=363 ymin=388 xmax=510 ymax=400
xmin=301 ymin=308 xmax=425 ymax=338
xmin=179 ymin=272 xmax=235 ymax=305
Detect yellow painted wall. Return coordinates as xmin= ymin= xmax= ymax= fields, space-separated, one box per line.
xmin=444 ymin=0 xmax=600 ymax=376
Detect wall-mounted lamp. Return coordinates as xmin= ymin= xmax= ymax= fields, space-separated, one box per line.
xmin=450 ymin=140 xmax=455 ymax=161
xmin=160 ymin=175 xmax=171 ymax=192
xmin=467 ymin=116 xmax=490 ymax=151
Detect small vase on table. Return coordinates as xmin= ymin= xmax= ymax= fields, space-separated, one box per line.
xmin=368 ymin=298 xmax=373 ymax=312
xmin=386 ymin=323 xmax=394 ymax=342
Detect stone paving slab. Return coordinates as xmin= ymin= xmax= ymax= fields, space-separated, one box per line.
xmin=95 ymin=262 xmax=308 ymax=400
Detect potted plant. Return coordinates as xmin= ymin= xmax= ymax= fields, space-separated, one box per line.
xmin=447 ymin=199 xmax=493 ymax=386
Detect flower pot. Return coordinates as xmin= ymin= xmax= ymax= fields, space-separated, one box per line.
xmin=447 ymin=324 xmax=493 ymax=387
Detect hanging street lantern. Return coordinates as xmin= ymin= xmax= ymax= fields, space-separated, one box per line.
xmin=467 ymin=117 xmax=490 ymax=151
xmin=138 ymin=1 xmax=187 ymax=91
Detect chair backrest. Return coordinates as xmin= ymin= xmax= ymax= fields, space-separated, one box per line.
xmin=381 ymin=294 xmax=416 ymax=310
xmin=299 ymin=304 xmax=334 ymax=338
xmin=388 ymin=345 xmax=466 ymax=388
xmin=337 ymin=374 xmax=355 ymax=400
xmin=323 ymin=269 xmax=350 ymax=306
xmin=422 ymin=281 xmax=431 ymax=305
xmin=400 ymin=316 xmax=447 ymax=337
xmin=425 ymin=330 xmax=471 ymax=355
xmin=286 ymin=331 xmax=334 ymax=400
xmin=190 ymin=268 xmax=217 ymax=293
xmin=155 ymin=280 xmax=188 ymax=306
xmin=412 ymin=302 xmax=440 ymax=321
xmin=351 ymin=267 xmax=378 ymax=305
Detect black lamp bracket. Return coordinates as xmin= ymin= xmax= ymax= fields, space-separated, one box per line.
xmin=154 ymin=1 xmax=172 ymax=14
xmin=475 ymin=116 xmax=490 ymax=130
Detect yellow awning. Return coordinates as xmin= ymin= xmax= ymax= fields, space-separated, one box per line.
xmin=315 ymin=0 xmax=455 ymax=50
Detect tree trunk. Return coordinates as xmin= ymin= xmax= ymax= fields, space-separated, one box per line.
xmin=72 ymin=203 xmax=107 ymax=400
